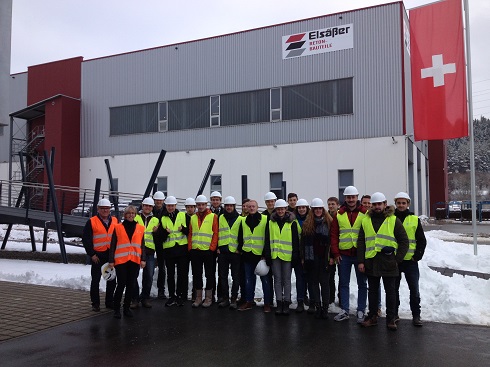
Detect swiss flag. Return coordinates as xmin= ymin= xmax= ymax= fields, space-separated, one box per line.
xmin=410 ymin=0 xmax=468 ymax=141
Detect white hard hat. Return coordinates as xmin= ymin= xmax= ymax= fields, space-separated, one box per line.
xmin=310 ymin=198 xmax=324 ymax=208
xmin=142 ymin=197 xmax=155 ymax=206
xmin=97 ymin=198 xmax=111 ymax=207
xmin=185 ymin=197 xmax=196 ymax=206
xmin=210 ymin=191 xmax=222 ymax=198
xmin=165 ymin=196 xmax=178 ymax=205
xmin=343 ymin=186 xmax=359 ymax=196
xmin=394 ymin=192 xmax=411 ymax=202
xmin=195 ymin=195 xmax=208 ymax=203
xmin=254 ymin=259 xmax=270 ymax=276
xmin=223 ymin=196 xmax=236 ymax=205
xmin=371 ymin=192 xmax=387 ymax=204
xmin=153 ymin=191 xmax=165 ymax=200
xmin=101 ymin=263 xmax=116 ymax=281
xmin=296 ymin=198 xmax=309 ymax=207
xmin=274 ymin=199 xmax=288 ymax=208
xmin=264 ymin=192 xmax=277 ymax=201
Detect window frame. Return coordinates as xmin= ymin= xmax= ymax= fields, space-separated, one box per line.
xmin=270 ymin=88 xmax=282 ymax=122
xmin=210 ymin=95 xmax=220 ymax=127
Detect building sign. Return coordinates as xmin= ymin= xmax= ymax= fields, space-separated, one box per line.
xmin=282 ymin=24 xmax=354 ymax=59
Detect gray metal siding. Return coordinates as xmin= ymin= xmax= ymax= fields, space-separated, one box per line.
xmin=81 ymin=3 xmax=404 ymax=157
xmin=0 ymin=72 xmax=27 ymax=163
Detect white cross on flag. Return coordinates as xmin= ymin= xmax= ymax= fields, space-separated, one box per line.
xmin=410 ymin=0 xmax=468 ymax=141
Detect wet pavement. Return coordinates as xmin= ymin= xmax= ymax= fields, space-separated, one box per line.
xmin=0 ymin=285 xmax=488 ymax=367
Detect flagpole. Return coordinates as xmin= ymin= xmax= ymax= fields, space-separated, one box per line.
xmin=463 ymin=0 xmax=477 ymax=256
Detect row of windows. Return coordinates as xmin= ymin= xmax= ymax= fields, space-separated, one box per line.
xmin=109 ymin=78 xmax=353 ymax=136
xmin=135 ymin=170 xmax=354 ymax=201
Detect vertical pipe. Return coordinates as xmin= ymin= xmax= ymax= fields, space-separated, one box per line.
xmin=463 ymin=0 xmax=477 ymax=255
xmin=241 ymin=175 xmax=248 ymax=201
xmin=92 ymin=178 xmax=102 ymax=217
xmin=104 ymin=158 xmax=119 ymax=218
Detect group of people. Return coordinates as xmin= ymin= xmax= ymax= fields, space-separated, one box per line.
xmin=82 ymin=186 xmax=426 ymax=330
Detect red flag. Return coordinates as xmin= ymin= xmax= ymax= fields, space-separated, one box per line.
xmin=410 ymin=0 xmax=468 ymax=141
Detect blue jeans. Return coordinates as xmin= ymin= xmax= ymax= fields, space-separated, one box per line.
xmin=140 ymin=253 xmax=156 ymax=300
xmin=338 ymin=254 xmax=367 ymax=312
xmin=395 ymin=260 xmax=421 ymax=317
xmin=293 ymin=261 xmax=306 ymax=302
xmin=243 ymin=259 xmax=272 ymax=304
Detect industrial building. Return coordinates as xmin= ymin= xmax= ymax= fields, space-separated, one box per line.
xmin=1 ymin=1 xmax=443 ymax=215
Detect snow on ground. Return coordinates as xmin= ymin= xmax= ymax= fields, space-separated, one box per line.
xmin=0 ymin=225 xmax=489 ymax=326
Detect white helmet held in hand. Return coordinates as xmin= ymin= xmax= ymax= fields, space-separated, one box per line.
xmin=153 ymin=191 xmax=165 ymax=200
xmin=185 ymin=197 xmax=196 ymax=206
xmin=101 ymin=262 xmax=116 ymax=281
xmin=195 ymin=195 xmax=208 ymax=203
xmin=254 ymin=259 xmax=270 ymax=276
xmin=142 ymin=197 xmax=155 ymax=206
xmin=296 ymin=198 xmax=309 ymax=207
xmin=343 ymin=186 xmax=359 ymax=196
xmin=264 ymin=192 xmax=277 ymax=201
xmin=310 ymin=198 xmax=324 ymax=208
xmin=165 ymin=196 xmax=178 ymax=205
xmin=371 ymin=192 xmax=387 ymax=203
xmin=223 ymin=196 xmax=236 ymax=205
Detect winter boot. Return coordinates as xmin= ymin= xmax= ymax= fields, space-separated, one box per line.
xmin=283 ymin=301 xmax=291 ymax=316
xmin=387 ymin=319 xmax=398 ymax=330
xmin=307 ymin=302 xmax=317 ymax=315
xmin=113 ymin=308 xmax=121 ymax=319
xmin=219 ymin=297 xmax=230 ymax=308
xmin=296 ymin=300 xmax=305 ymax=313
xmin=229 ymin=297 xmax=238 ymax=310
xmin=362 ymin=315 xmax=378 ymax=327
xmin=123 ymin=307 xmax=133 ymax=318
xmin=315 ymin=304 xmax=323 ymax=319
xmin=412 ymin=316 xmax=423 ymax=326
xmin=321 ymin=306 xmax=329 ymax=319
xmin=275 ymin=301 xmax=283 ymax=315
xmin=192 ymin=290 xmax=203 ymax=308
xmin=202 ymin=290 xmax=213 ymax=308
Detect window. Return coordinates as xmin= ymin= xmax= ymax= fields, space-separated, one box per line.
xmin=270 ymin=88 xmax=281 ymax=121
xmin=158 ymin=102 xmax=168 ymax=132
xmin=168 ymin=97 xmax=209 ymax=130
xmin=157 ymin=176 xmax=168 ymax=196
xmin=270 ymin=172 xmax=284 ymax=199
xmin=221 ymin=89 xmax=270 ymax=126
xmin=110 ymin=103 xmax=158 ymax=136
xmin=282 ymin=78 xmax=353 ymax=120
xmin=210 ymin=95 xmax=220 ymax=127
xmin=338 ymin=169 xmax=354 ymax=203
xmin=210 ymin=175 xmax=222 ymax=196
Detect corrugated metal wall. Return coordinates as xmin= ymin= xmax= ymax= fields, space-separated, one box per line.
xmin=81 ymin=3 xmax=405 ymax=157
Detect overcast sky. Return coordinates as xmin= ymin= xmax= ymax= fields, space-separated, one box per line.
xmin=9 ymin=0 xmax=490 ymax=117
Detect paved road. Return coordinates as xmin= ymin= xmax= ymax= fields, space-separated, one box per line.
xmin=0 ymin=298 xmax=488 ymax=367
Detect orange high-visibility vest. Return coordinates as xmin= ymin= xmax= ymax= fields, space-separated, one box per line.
xmin=90 ymin=216 xmax=117 ymax=252
xmin=113 ymin=223 xmax=145 ymax=265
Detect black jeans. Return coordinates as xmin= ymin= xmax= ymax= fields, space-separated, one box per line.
xmin=367 ymin=275 xmax=396 ymax=322
xmin=90 ymin=250 xmax=116 ymax=307
xmin=217 ymin=250 xmax=241 ymax=299
xmin=114 ymin=261 xmax=140 ymax=309
xmin=155 ymin=245 xmax=166 ymax=295
xmin=395 ymin=260 xmax=421 ymax=317
xmin=305 ymin=258 xmax=330 ymax=307
xmin=165 ymin=254 xmax=190 ymax=300
xmin=190 ymin=249 xmax=216 ymax=290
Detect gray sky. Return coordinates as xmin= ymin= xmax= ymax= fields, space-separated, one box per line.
xmin=10 ymin=0 xmax=490 ymax=117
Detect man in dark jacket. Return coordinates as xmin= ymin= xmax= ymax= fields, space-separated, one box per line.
xmin=357 ymin=192 xmax=409 ymax=331
xmin=393 ymin=192 xmax=427 ymax=326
